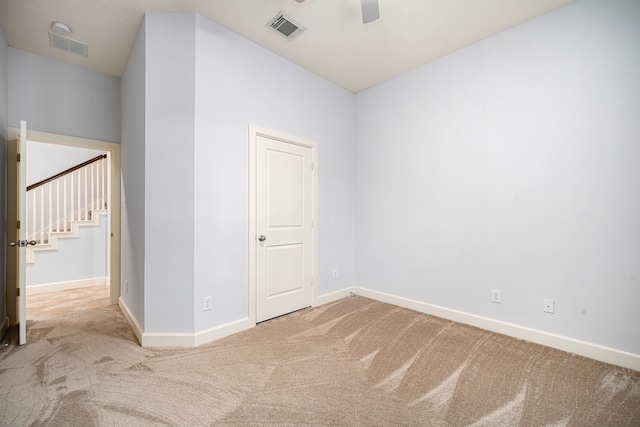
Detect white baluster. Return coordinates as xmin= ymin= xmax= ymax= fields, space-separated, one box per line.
xmin=98 ymin=159 xmax=104 ymax=209
xmin=106 ymin=155 xmax=111 ymax=212
xmin=64 ymin=175 xmax=68 ymax=232
xmin=104 ymin=157 xmax=107 ymax=208
xmin=26 ymin=189 xmax=29 ymax=241
xmin=32 ymin=191 xmax=36 ymax=241
xmin=100 ymin=158 xmax=104 ymax=208
xmin=77 ymin=169 xmax=82 ymax=220
xmin=71 ymin=172 xmax=75 ymax=222
xmin=48 ymin=182 xmax=52 ymax=241
xmin=26 ymin=190 xmax=31 ymax=241
xmin=84 ymin=167 xmax=88 ymax=220
xmin=91 ymin=162 xmax=95 ymax=212
xmin=40 ymin=187 xmax=44 ymax=244
xmin=56 ymin=179 xmax=60 ymax=232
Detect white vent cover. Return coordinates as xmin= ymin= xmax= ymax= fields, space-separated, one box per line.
xmin=48 ymin=32 xmax=88 ymax=57
xmin=267 ymin=11 xmax=306 ymax=41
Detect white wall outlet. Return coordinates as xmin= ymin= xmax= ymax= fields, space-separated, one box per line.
xmin=491 ymin=289 xmax=502 ymax=304
xmin=543 ymin=299 xmax=554 ymax=314
xmin=332 ymin=269 xmax=338 ymax=280
xmin=124 ymin=280 xmax=129 ymax=293
xmin=202 ymin=296 xmax=212 ymax=312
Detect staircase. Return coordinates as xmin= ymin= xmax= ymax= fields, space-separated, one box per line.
xmin=26 ymin=154 xmax=110 ymax=264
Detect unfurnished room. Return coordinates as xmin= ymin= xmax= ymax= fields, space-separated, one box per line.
xmin=0 ymin=0 xmax=639 ymax=425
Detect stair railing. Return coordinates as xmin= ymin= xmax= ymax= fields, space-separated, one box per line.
xmin=26 ymin=154 xmax=109 ymax=245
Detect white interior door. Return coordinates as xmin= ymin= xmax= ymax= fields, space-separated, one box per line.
xmin=7 ymin=121 xmax=28 ymax=345
xmin=255 ymin=134 xmax=314 ymax=322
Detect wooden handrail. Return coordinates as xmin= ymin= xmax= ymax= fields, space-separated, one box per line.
xmin=27 ymin=154 xmax=107 ymax=192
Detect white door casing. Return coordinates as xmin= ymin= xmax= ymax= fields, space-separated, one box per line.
xmin=249 ymin=125 xmax=318 ymax=324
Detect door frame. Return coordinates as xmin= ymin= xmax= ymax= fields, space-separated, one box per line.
xmin=5 ymin=123 xmax=27 ymax=339
xmin=248 ymin=124 xmax=318 ymax=325
xmin=6 ymin=128 xmax=121 ymax=307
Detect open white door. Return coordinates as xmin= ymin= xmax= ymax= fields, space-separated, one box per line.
xmin=7 ymin=121 xmax=29 ymax=345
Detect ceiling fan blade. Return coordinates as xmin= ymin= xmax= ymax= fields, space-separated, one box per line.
xmin=361 ymin=0 xmax=380 ymax=24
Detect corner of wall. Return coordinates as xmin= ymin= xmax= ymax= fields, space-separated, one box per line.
xmin=315 ymin=287 xmax=355 ymax=307
xmin=119 ymin=15 xmax=146 ymax=331
xmin=118 ymin=297 xmax=143 ymax=345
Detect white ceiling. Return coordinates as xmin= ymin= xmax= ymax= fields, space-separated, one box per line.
xmin=0 ymin=0 xmax=574 ymax=93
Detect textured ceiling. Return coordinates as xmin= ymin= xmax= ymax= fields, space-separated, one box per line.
xmin=0 ymin=0 xmax=574 ymax=93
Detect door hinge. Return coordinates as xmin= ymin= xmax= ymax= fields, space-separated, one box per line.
xmin=17 ymin=220 xmax=20 ymax=229
xmin=16 ymin=288 xmax=20 ymax=297
xmin=311 ymin=219 xmax=314 ymax=228
xmin=311 ymin=162 xmax=314 ymax=171
xmin=17 ymin=153 xmax=21 ymax=162
xmin=311 ymin=277 xmax=314 ymax=287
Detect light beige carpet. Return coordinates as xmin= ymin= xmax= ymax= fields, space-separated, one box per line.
xmin=1 ymin=286 xmax=639 ymax=426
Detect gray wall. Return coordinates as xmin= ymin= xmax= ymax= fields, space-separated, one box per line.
xmin=192 ymin=14 xmax=357 ymax=331
xmin=27 ymin=215 xmax=108 ymax=286
xmin=144 ymin=13 xmax=196 ymax=333
xmin=8 ymin=48 xmax=120 ymax=143
xmin=27 ymin=141 xmax=106 ymax=186
xmin=0 ymin=25 xmax=8 ymax=327
xmin=355 ymin=0 xmax=640 ymax=354
xmin=119 ymin=12 xmax=357 ymax=334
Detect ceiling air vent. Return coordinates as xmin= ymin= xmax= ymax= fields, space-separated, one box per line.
xmin=267 ymin=11 xmax=306 ymax=41
xmin=48 ymin=32 xmax=88 ymax=57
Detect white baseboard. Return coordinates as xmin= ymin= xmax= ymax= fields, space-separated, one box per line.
xmin=141 ymin=332 xmax=194 ymax=348
xmin=118 ymin=297 xmax=143 ymax=345
xmin=193 ymin=318 xmax=255 ymax=347
xmin=353 ymin=286 xmax=640 ymax=372
xmin=140 ymin=318 xmax=254 ymax=348
xmin=315 ymin=287 xmax=354 ymax=306
xmin=114 ymin=284 xmax=640 ymax=371
xmin=0 ymin=316 xmax=10 ymax=340
xmin=26 ymin=277 xmax=109 ymax=295
xmin=121 ymin=286 xmax=351 ymax=348
xmin=117 ymin=296 xmax=255 ymax=348
xmin=141 ymin=318 xmax=255 ymax=348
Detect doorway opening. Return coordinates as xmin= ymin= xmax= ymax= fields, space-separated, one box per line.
xmin=25 ymin=142 xmax=111 ymax=321
xmin=5 ymin=127 xmax=121 ymax=342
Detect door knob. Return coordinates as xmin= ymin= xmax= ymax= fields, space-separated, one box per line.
xmin=258 ymin=235 xmax=267 ymax=242
xmin=8 ymin=240 xmax=36 ymax=247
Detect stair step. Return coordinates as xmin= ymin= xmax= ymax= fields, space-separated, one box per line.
xmin=30 ymin=210 xmax=108 ymax=253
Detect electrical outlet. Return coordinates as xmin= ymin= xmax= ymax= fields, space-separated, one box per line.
xmin=491 ymin=289 xmax=502 ymax=304
xmin=332 ymin=269 xmax=338 ymax=280
xmin=124 ymin=280 xmax=129 ymax=293
xmin=543 ymin=299 xmax=554 ymax=314
xmin=202 ymin=296 xmax=212 ymax=312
